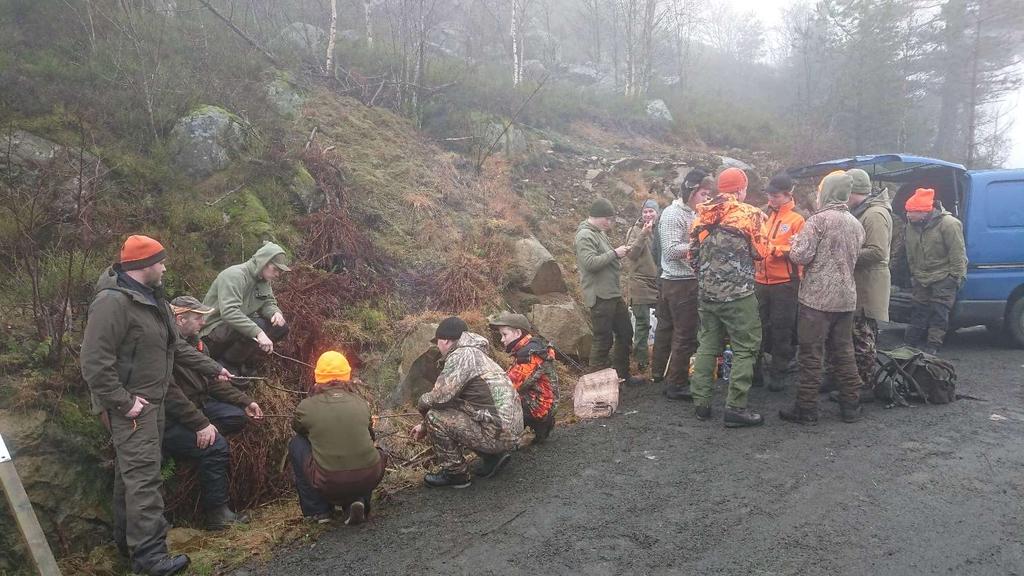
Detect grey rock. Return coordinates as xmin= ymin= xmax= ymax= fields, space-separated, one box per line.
xmin=719 ymin=155 xmax=754 ymax=171
xmin=0 ymin=129 xmax=108 ymax=215
xmin=265 ymin=76 xmax=304 ymax=118
xmin=289 ymin=164 xmax=320 ymax=213
xmin=390 ymin=322 xmax=441 ymax=407
xmin=510 ymin=237 xmax=567 ymax=295
xmin=485 ymin=123 xmax=528 ymax=156
xmin=273 ymin=22 xmax=327 ymax=62
xmin=563 ymin=64 xmax=601 ymax=85
xmin=645 ymin=99 xmax=674 ymax=123
xmin=529 ymin=302 xmax=592 ymax=360
xmin=168 ymin=106 xmax=248 ymax=180
xmin=522 ymin=59 xmax=548 ymax=81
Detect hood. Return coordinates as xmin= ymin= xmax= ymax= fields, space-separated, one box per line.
xmin=852 ymin=187 xmax=892 ymax=218
xmin=819 ymin=172 xmax=853 ymax=208
xmin=248 ymin=242 xmax=286 ymax=277
xmin=93 ymin=265 xmax=160 ymax=306
xmin=577 ymin=220 xmax=604 ymax=235
xmin=452 ymin=331 xmax=490 ymax=353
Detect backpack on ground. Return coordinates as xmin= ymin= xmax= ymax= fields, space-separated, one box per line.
xmin=872 ymin=346 xmax=957 ymax=406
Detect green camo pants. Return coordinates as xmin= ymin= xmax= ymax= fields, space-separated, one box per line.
xmin=690 ymin=294 xmax=762 ymax=409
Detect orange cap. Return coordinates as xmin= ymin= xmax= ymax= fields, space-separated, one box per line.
xmin=119 ymin=235 xmax=166 ymax=271
xmin=716 ymin=167 xmax=748 ymax=194
xmin=905 ymin=188 xmax=935 ymax=213
xmin=314 ymin=351 xmax=352 ymax=384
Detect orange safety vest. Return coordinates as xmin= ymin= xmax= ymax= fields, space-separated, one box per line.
xmin=755 ymin=199 xmax=805 ymax=285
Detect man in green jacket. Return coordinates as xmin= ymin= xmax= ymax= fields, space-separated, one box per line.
xmin=200 ymin=242 xmax=291 ymax=372
xmin=624 ymin=199 xmax=660 ymax=372
xmin=903 ymin=188 xmax=968 ymax=354
xmin=574 ymin=198 xmax=644 ymax=386
xmin=81 ymin=235 xmax=220 ymax=576
xmin=843 ymin=169 xmax=893 ymax=398
xmin=163 ymin=296 xmax=264 ymax=530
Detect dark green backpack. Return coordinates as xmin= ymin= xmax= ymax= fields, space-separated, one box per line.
xmin=872 ymin=346 xmax=957 ymax=406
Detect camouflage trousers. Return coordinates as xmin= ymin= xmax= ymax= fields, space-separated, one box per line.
xmin=426 ymin=408 xmax=517 ymax=475
xmin=852 ymin=314 xmax=879 ymax=390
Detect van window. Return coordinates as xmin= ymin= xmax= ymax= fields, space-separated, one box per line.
xmin=984 ymin=181 xmax=1024 ymax=228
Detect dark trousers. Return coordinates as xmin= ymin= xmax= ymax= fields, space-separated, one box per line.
xmin=589 ymin=297 xmax=633 ymax=379
xmin=650 ymin=278 xmax=699 ymax=386
xmin=110 ymin=403 xmax=169 ymax=572
xmin=288 ymin=436 xmax=384 ymax=517
xmin=161 ymin=401 xmax=246 ymax=510
xmin=755 ymin=281 xmax=799 ymax=376
xmin=204 ymin=316 xmax=289 ymax=368
xmin=795 ymin=305 xmax=861 ymax=410
xmin=906 ymin=277 xmax=959 ymax=349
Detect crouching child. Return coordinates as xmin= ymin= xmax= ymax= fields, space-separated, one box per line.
xmin=488 ymin=312 xmax=559 ymax=442
xmin=288 ymin=351 xmax=386 ymax=525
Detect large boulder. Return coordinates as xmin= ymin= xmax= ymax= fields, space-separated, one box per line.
xmin=510 ymin=237 xmax=567 ymax=295
xmin=484 ymin=123 xmax=528 ymax=157
xmin=646 ymin=99 xmax=674 ymax=123
xmin=272 ymin=22 xmax=327 ymax=63
xmin=168 ymin=106 xmax=248 ymax=180
xmin=289 ymin=164 xmax=320 ymax=213
xmin=264 ymin=75 xmax=304 ymax=119
xmin=0 ymin=129 xmax=108 ymax=216
xmin=529 ymin=302 xmax=592 ymax=360
xmin=521 ymin=59 xmax=548 ymax=82
xmin=389 ymin=322 xmax=441 ymax=407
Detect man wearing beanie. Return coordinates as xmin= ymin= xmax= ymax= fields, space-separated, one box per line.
xmin=288 ymin=351 xmax=385 ymax=525
xmin=651 ymin=169 xmax=710 ymax=399
xmin=163 ymin=295 xmax=262 ymax=530
xmin=835 ymin=169 xmax=893 ymax=397
xmin=754 ymin=172 xmax=805 ymax=392
xmin=903 ymin=187 xmax=967 ymax=354
xmin=779 ymin=171 xmax=866 ymax=425
xmin=200 ymin=241 xmax=292 ymax=373
xmin=411 ymin=317 xmax=524 ymax=488
xmin=574 ymin=198 xmax=644 ymax=386
xmin=624 ymin=198 xmax=661 ymax=373
xmin=689 ymin=167 xmax=768 ymax=427
xmin=82 ymin=235 xmax=218 ymax=575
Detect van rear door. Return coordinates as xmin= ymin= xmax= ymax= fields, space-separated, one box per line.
xmin=960 ymin=170 xmax=1024 ymax=304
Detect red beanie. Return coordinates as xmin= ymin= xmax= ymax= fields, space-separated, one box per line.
xmin=717 ymin=167 xmax=748 ymax=194
xmin=119 ymin=235 xmax=166 ymax=271
xmin=905 ymin=188 xmax=935 ymax=213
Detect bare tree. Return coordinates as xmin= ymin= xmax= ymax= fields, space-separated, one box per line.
xmin=326 ymin=0 xmax=339 ymax=75
xmin=511 ymin=0 xmax=530 ymax=86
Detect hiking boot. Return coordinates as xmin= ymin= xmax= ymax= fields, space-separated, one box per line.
xmin=663 ymin=384 xmax=693 ymax=401
xmin=779 ymin=405 xmax=819 ymax=425
xmin=137 ymin=554 xmax=190 ymax=576
xmin=345 ymin=501 xmax=366 ymax=526
xmin=531 ymin=418 xmax=555 ymax=443
xmin=471 ymin=452 xmax=511 ymax=478
xmin=205 ymin=504 xmax=249 ymax=531
xmin=828 ymin=390 xmax=874 ymax=405
xmin=723 ymin=407 xmax=764 ymax=428
xmin=424 ymin=470 xmax=472 ymax=488
xmin=625 ymin=376 xmax=647 ymax=387
xmin=694 ymin=404 xmax=712 ymax=421
xmin=840 ymin=402 xmax=863 ymax=423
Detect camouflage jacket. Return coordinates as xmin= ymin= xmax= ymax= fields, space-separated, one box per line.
xmin=418 ymin=332 xmax=524 ymax=442
xmin=790 ymin=203 xmax=865 ymax=312
xmin=690 ymin=194 xmax=768 ymax=303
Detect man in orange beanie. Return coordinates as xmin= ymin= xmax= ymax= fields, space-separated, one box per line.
xmin=688 ymin=167 xmax=769 ymax=428
xmin=288 ymin=351 xmax=385 ymax=525
xmin=82 ymin=235 xmax=225 ymax=575
xmin=903 ymin=188 xmax=967 ymax=354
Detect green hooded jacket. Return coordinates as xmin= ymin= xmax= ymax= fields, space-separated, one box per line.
xmin=199 ymin=242 xmax=286 ymax=340
xmin=905 ymin=208 xmax=968 ymax=286
xmin=81 ymin=267 xmax=222 ymax=414
xmin=574 ymin=220 xmax=622 ymax=308
xmin=852 ymin=189 xmax=893 ymax=321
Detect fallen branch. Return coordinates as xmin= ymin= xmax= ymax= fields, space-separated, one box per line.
xmin=197 ymin=0 xmax=279 ymax=66
xmin=206 ymin=183 xmax=246 ymax=207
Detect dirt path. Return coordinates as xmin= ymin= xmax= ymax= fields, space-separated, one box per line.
xmin=241 ymin=328 xmax=1024 ymax=575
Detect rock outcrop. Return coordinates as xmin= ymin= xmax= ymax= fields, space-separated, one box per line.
xmin=529 ymin=301 xmax=592 ymax=360
xmin=168 ymin=106 xmax=248 ymax=180
xmin=510 ymin=237 xmax=567 ymax=295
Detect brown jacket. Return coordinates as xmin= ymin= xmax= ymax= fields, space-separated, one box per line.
xmin=624 ymin=221 xmax=659 ymax=305
xmin=790 ymin=204 xmax=865 ymax=313
xmin=293 ymin=387 xmax=380 ymax=472
xmin=165 ymin=335 xmax=253 ymax=432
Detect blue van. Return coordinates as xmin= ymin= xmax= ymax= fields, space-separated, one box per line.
xmin=790 ymin=154 xmax=1024 ymax=348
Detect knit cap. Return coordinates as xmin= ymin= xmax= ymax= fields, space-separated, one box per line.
xmin=905 ymin=188 xmax=935 ymax=212
xmin=314 ymin=351 xmax=352 ymax=384
xmin=848 ymin=169 xmax=872 ymax=196
xmin=120 ymin=235 xmax=166 ymax=271
xmin=716 ymin=168 xmax=748 ymax=194
xmin=590 ymin=198 xmax=615 ymax=218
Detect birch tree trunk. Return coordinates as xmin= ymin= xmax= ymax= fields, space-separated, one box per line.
xmin=325 ymin=0 xmax=338 ymax=76
xmin=364 ymin=0 xmax=374 ymax=49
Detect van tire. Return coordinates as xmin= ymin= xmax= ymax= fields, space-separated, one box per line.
xmin=1008 ymin=296 xmax=1024 ymax=349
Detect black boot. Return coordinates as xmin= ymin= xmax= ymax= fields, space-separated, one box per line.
xmin=840 ymin=402 xmax=863 ymax=423
xmin=345 ymin=500 xmax=366 ymax=526
xmin=531 ymin=417 xmax=555 ymax=443
xmin=663 ymin=383 xmax=693 ymax=401
xmin=723 ymin=407 xmax=764 ymax=428
xmin=424 ymin=470 xmax=472 ymax=488
xmin=205 ymin=504 xmax=249 ymax=531
xmin=137 ymin=554 xmax=190 ymax=576
xmin=471 ymin=452 xmax=511 ymax=479
xmin=779 ymin=405 xmax=819 ymax=425
xmin=694 ymin=404 xmax=712 ymax=420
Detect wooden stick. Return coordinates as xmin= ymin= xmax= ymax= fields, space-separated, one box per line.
xmin=0 ymin=434 xmax=62 ymax=575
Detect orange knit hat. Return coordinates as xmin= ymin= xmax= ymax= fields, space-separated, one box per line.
xmin=905 ymin=188 xmax=935 ymax=213
xmin=119 ymin=235 xmax=166 ymax=271
xmin=716 ymin=167 xmax=748 ymax=194
xmin=314 ymin=351 xmax=352 ymax=385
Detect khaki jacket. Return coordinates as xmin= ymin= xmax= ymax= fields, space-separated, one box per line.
xmin=906 ymin=209 xmax=968 ymax=287
xmin=293 ymin=387 xmax=380 ymax=472
xmin=574 ymin=220 xmax=622 ymax=308
xmin=199 ymin=242 xmax=286 ymax=340
xmin=624 ymin=221 xmax=659 ymax=305
xmin=853 ymin=190 xmax=893 ymax=321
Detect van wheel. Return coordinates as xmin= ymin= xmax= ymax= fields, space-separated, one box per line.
xmin=1009 ymin=297 xmax=1024 ymax=349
